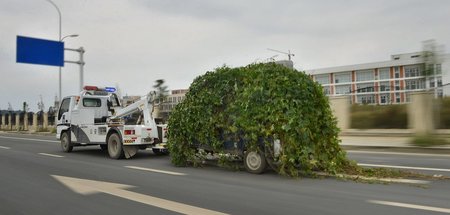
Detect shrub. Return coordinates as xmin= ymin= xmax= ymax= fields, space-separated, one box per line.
xmin=168 ymin=63 xmax=349 ymax=176
xmin=410 ymin=135 xmax=449 ymax=147
xmin=437 ymin=98 xmax=450 ymax=129
xmin=350 ymin=104 xmax=407 ymax=129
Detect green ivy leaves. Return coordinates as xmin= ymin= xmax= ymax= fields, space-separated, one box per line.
xmin=167 ymin=63 xmax=348 ymax=176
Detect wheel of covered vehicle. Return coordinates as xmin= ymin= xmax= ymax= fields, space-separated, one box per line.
xmin=107 ymin=133 xmax=124 ymax=159
xmin=265 ymin=139 xmax=282 ymax=172
xmin=152 ymin=148 xmax=169 ymax=155
xmin=244 ymin=150 xmax=267 ymax=174
xmin=61 ymin=132 xmax=73 ymax=153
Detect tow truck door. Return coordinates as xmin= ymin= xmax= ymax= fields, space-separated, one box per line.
xmin=57 ymin=97 xmax=73 ymax=126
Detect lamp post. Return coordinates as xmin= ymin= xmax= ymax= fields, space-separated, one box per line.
xmin=45 ymin=1 xmax=85 ymax=102
xmin=45 ymin=0 xmax=62 ymax=104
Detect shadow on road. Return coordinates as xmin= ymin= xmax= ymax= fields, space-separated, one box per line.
xmin=66 ymin=146 xmax=169 ymax=160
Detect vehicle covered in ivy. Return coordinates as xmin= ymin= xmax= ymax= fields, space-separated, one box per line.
xmin=168 ymin=63 xmax=347 ymax=176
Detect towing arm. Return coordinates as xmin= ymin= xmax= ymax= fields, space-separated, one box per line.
xmin=109 ymin=93 xmax=156 ymax=127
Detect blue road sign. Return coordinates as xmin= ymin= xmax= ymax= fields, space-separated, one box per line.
xmin=16 ymin=36 xmax=64 ymax=67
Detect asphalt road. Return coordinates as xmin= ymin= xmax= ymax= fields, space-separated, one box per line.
xmin=0 ymin=133 xmax=449 ymax=215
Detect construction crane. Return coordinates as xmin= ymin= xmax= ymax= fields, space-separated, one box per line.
xmin=267 ymin=48 xmax=295 ymax=61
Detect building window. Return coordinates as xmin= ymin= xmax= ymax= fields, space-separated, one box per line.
xmin=394 ymin=67 xmax=400 ymax=79
xmin=405 ymin=65 xmax=423 ymax=77
xmin=406 ymin=79 xmax=425 ymax=90
xmin=334 ymin=72 xmax=351 ymax=83
xmin=380 ymin=94 xmax=389 ymax=104
xmin=395 ymin=80 xmax=400 ymax=91
xmin=406 ymin=80 xmax=416 ymax=90
xmin=438 ymin=89 xmax=443 ymax=98
xmin=379 ymin=81 xmax=390 ymax=91
xmin=322 ymin=86 xmax=330 ymax=95
xmin=335 ymin=85 xmax=351 ymax=95
xmin=396 ymin=93 xmax=401 ymax=103
xmin=436 ymin=64 xmax=442 ymax=75
xmin=315 ymin=74 xmax=330 ymax=85
xmin=356 ymin=70 xmax=374 ymax=82
xmin=437 ymin=77 xmax=442 ymax=87
xmin=356 ymin=83 xmax=375 ymax=93
xmin=357 ymin=95 xmax=375 ymax=104
xmin=379 ymin=68 xmax=390 ymax=80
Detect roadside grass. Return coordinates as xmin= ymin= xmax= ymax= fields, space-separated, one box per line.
xmin=410 ymin=135 xmax=449 ymax=147
xmin=320 ymin=160 xmax=450 ymax=185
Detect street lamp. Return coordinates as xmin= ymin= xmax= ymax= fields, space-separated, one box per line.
xmin=45 ymin=1 xmax=85 ymax=103
xmin=61 ymin=34 xmax=79 ymax=41
xmin=45 ymin=0 xmax=63 ymax=104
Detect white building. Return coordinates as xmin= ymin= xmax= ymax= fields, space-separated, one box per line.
xmin=160 ymin=89 xmax=188 ymax=113
xmin=306 ymin=52 xmax=450 ymax=104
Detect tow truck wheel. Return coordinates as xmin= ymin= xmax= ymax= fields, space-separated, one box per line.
xmin=107 ymin=133 xmax=124 ymax=159
xmin=61 ymin=132 xmax=73 ymax=153
xmin=244 ymin=150 xmax=267 ymax=174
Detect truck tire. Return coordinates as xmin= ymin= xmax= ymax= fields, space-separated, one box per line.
xmin=107 ymin=133 xmax=124 ymax=159
xmin=244 ymin=150 xmax=267 ymax=174
xmin=61 ymin=131 xmax=73 ymax=153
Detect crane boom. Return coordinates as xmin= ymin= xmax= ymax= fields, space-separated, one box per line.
xmin=110 ymin=94 xmax=155 ymax=127
xmin=267 ymin=48 xmax=295 ymax=61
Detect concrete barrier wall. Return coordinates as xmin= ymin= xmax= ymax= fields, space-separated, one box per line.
xmin=15 ymin=114 xmax=20 ymax=130
xmin=0 ymin=112 xmax=55 ymax=132
xmin=329 ymin=96 xmax=350 ymax=130
xmin=407 ymin=92 xmax=434 ymax=134
xmin=0 ymin=93 xmax=440 ymax=134
xmin=1 ymin=115 xmax=5 ymax=130
xmin=328 ymin=92 xmax=436 ymax=133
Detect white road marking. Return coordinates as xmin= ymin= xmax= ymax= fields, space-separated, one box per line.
xmin=125 ymin=166 xmax=187 ymax=176
xmin=0 ymin=146 xmax=11 ymax=149
xmin=368 ymin=200 xmax=450 ymax=214
xmin=347 ymin=150 xmax=450 ymax=158
xmin=358 ymin=163 xmax=450 ymax=172
xmin=52 ymin=175 xmax=227 ymax=215
xmin=0 ymin=135 xmax=59 ymax=143
xmin=39 ymin=153 xmax=64 ymax=158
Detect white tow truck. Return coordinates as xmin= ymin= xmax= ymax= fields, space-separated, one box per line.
xmin=56 ymin=86 xmax=168 ymax=159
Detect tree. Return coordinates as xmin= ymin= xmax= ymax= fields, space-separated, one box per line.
xmin=422 ymin=39 xmax=444 ymax=77
xmin=152 ymin=79 xmax=168 ymax=104
xmin=37 ymin=95 xmax=45 ymax=112
xmin=22 ymin=102 xmax=29 ymax=113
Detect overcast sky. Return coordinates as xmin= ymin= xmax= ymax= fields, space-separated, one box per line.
xmin=1 ymin=0 xmax=449 ymax=111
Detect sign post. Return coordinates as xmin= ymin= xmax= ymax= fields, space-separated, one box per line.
xmin=16 ymin=35 xmax=86 ymax=95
